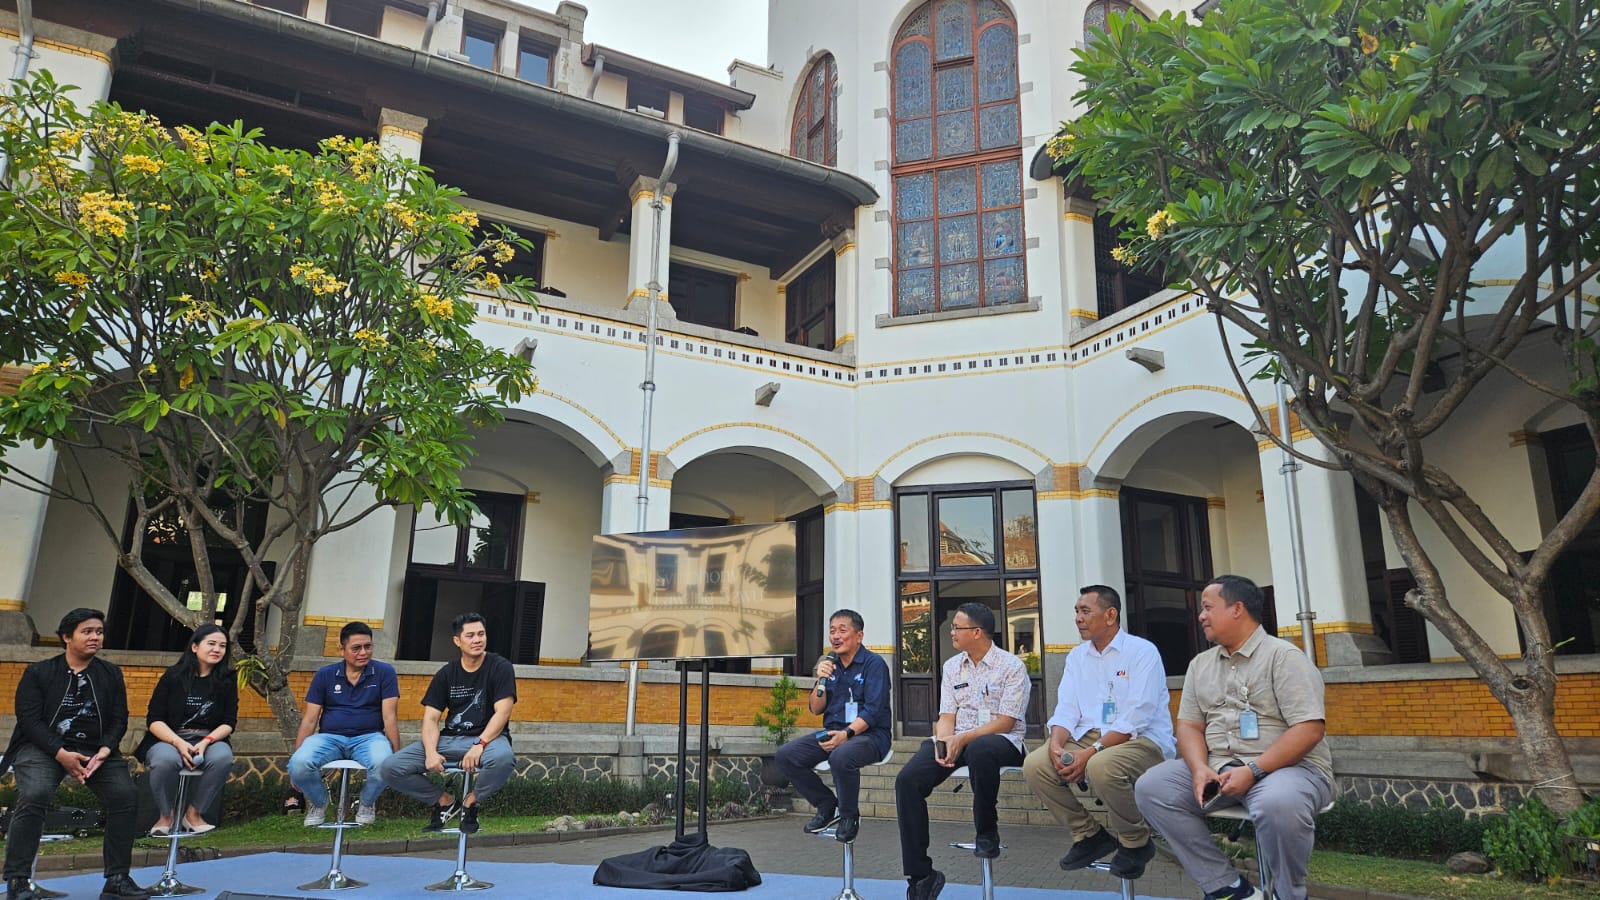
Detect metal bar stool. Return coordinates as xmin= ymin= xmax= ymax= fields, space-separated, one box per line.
xmin=813 ymin=748 xmax=895 ymax=900
xmin=1206 ymin=798 xmax=1336 ymax=899
xmin=149 ymin=769 xmax=205 ymax=897
xmin=299 ymin=760 xmax=368 ymax=891
xmin=426 ymin=766 xmax=491 ymax=892
xmin=1084 ymin=860 xmax=1136 ymax=900
xmin=27 ymin=855 xmax=65 ymax=900
xmin=946 ymin=765 xmax=1024 ymax=900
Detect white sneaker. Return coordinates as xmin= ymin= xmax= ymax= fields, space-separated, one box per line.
xmin=356 ymin=804 xmax=376 ymax=825
xmin=303 ymin=804 xmax=327 ymax=827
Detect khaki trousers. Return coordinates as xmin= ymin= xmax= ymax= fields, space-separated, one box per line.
xmin=1022 ymin=731 xmax=1166 ymax=847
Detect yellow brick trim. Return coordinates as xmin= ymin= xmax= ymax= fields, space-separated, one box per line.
xmin=532 ymin=389 xmax=630 ymax=454
xmin=1043 ymin=643 xmax=1075 ymax=654
xmin=663 ymin=423 xmax=845 ymax=480
xmin=1508 ymin=430 xmax=1540 ymax=448
xmin=750 ymin=666 xmax=785 ymax=675
xmin=1206 ymin=496 xmax=1226 ymax=510
xmin=1275 ymin=621 xmax=1375 ymax=637
xmin=0 ymin=599 xmax=26 ymax=612
xmin=1432 ymin=654 xmax=1521 ymax=663
xmin=835 ymin=333 xmax=856 ymax=345
xmin=378 ymin=124 xmax=425 ymax=144
xmin=872 ymin=431 xmax=1053 ymax=480
xmin=540 ymin=657 xmax=583 ymax=666
xmin=824 ymin=500 xmax=893 ymax=513
xmin=304 ymin=616 xmax=385 ymax=629
xmin=1064 ymin=211 xmax=1093 ymax=224
xmin=1257 ymin=430 xmax=1313 ymax=452
xmin=1068 ymin=308 xmax=1100 ymax=321
xmin=865 ymin=645 xmax=895 ymax=656
xmin=1083 ymin=385 xmax=1249 ymax=465
xmin=0 ymin=30 xmax=112 ymax=65
xmin=1037 ymin=488 xmax=1118 ymax=501
xmin=630 ymin=190 xmax=673 ymax=206
xmin=833 ymin=242 xmax=857 ymax=257
xmin=627 ymin=287 xmax=669 ymax=302
xmin=775 ymin=284 xmax=787 ymax=294
xmin=1051 ymin=464 xmax=1082 ymax=493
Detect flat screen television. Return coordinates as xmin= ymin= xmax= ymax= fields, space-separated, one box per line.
xmin=587 ymin=521 xmax=798 ymax=661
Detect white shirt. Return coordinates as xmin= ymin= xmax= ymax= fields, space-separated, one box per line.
xmin=1046 ymin=629 xmax=1176 ymax=759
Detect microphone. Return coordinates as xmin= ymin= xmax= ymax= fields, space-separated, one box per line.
xmin=814 ymin=652 xmax=841 ymax=697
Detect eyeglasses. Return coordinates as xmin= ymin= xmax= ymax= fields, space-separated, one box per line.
xmin=949 ymin=625 xmax=983 ymax=633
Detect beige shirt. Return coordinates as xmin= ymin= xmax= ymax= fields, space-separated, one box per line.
xmin=1177 ymin=626 xmax=1332 ymax=783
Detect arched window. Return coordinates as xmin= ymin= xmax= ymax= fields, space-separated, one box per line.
xmin=791 ymin=55 xmax=838 ymax=166
xmin=1084 ymin=0 xmax=1140 ymax=35
xmin=890 ymin=0 xmax=1024 ymax=316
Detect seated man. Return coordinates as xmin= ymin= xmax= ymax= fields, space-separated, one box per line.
xmin=773 ymin=608 xmax=892 ymax=844
xmin=378 ymin=613 xmax=517 ymax=835
xmin=895 ymin=602 xmax=1030 ymax=900
xmin=287 ymin=621 xmax=401 ymax=825
xmin=1023 ymin=585 xmax=1174 ymax=879
xmin=1135 ymin=575 xmax=1334 ymax=900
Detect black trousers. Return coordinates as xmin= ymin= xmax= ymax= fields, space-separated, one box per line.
xmin=894 ymin=735 xmax=1024 ymax=879
xmin=774 ymin=731 xmax=890 ymax=816
xmin=3 ymin=744 xmax=139 ymax=880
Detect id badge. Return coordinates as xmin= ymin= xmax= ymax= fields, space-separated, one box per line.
xmin=1239 ymin=709 xmax=1260 ymax=740
xmin=844 ymin=700 xmax=859 ymax=723
xmin=1101 ymin=701 xmax=1117 ymax=724
xmin=977 ymin=707 xmax=992 ymax=726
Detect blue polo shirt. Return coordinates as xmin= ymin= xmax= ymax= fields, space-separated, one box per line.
xmin=819 ymin=647 xmax=892 ymax=748
xmin=306 ymin=659 xmax=400 ymax=737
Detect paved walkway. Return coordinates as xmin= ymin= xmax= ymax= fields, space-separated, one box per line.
xmin=401 ymin=813 xmax=1205 ymax=898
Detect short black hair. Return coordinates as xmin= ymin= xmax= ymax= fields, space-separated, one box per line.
xmin=1079 ymin=585 xmax=1122 ymax=616
xmin=1207 ymin=575 xmax=1265 ymax=623
xmin=829 ymin=609 xmax=865 ymax=632
xmin=340 ymin=621 xmax=374 ymax=645
xmin=452 ymin=612 xmax=487 ymax=636
xmin=57 ymin=608 xmax=105 ymax=640
xmin=955 ymin=602 xmax=996 ymax=637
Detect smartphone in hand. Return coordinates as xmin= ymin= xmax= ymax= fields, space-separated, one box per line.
xmin=815 ymin=730 xmax=831 ymax=743
xmin=933 ymin=738 xmax=948 ymax=759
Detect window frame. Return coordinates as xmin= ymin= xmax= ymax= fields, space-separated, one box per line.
xmin=461 ymin=18 xmax=503 ymax=72
xmin=889 ymin=0 xmax=1027 ymax=316
xmin=683 ymin=97 xmax=725 ymax=135
xmin=790 ymin=54 xmax=838 ymax=166
xmin=407 ymin=490 xmax=524 ymax=581
xmin=1093 ymin=210 xmax=1166 ymax=317
xmin=667 ymin=261 xmax=738 ymax=331
xmin=627 ymin=79 xmax=672 ymax=116
xmin=325 ymin=0 xmax=383 ymax=36
xmin=785 ymin=251 xmax=836 ymax=350
xmin=517 ymin=36 xmax=554 ymax=85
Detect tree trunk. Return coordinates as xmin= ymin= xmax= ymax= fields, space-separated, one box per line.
xmin=1499 ymin=674 xmax=1583 ymax=815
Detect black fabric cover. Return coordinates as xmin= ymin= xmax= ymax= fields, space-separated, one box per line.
xmin=593 ymin=833 xmax=762 ymax=892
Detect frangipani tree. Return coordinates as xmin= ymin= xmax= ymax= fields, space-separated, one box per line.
xmin=0 ymin=72 xmax=539 ymax=735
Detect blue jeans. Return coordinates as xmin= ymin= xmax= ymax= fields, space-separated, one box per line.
xmin=288 ymin=732 xmax=395 ymax=807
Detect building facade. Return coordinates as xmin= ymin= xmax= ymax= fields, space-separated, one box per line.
xmin=1 ymin=0 xmax=1596 ymax=807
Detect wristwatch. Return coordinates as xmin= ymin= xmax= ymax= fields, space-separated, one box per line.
xmin=1247 ymin=761 xmax=1267 ymax=780
xmin=475 ymin=737 xmax=490 ymax=748
xmin=1090 ymin=740 xmax=1105 ymax=753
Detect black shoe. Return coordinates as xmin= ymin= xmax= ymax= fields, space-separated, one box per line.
xmin=1203 ymin=877 xmax=1262 ymax=900
xmin=423 ymin=799 xmax=462 ymax=832
xmin=1108 ymin=840 xmax=1156 ymax=879
xmin=803 ymin=804 xmax=840 ymax=833
xmin=906 ymin=869 xmax=945 ymax=900
xmin=834 ymin=815 xmax=859 ymax=843
xmin=1059 ymin=827 xmax=1118 ymax=870
xmin=459 ymin=805 xmax=480 ymax=835
xmin=99 ymin=874 xmax=151 ymax=900
xmin=973 ymin=834 xmax=1001 ymax=859
xmin=8 ymin=877 xmax=39 ymax=900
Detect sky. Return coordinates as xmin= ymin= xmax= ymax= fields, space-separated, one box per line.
xmin=521 ymin=0 xmax=770 ymax=82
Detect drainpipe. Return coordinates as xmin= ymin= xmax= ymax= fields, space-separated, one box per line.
xmin=1276 ymin=380 xmax=1317 ymax=664
xmin=586 ymin=51 xmax=605 ymax=99
xmin=624 ymin=131 xmax=681 ymax=736
xmin=0 ymin=0 xmax=38 ymax=184
xmin=420 ymin=0 xmax=441 ymax=54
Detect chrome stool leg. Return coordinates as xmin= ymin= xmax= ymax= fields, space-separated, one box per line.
xmin=300 ymin=761 xmax=367 ymax=891
xmin=149 ymin=770 xmax=204 ymax=897
xmin=948 ymin=841 xmax=1005 ymax=900
xmin=1086 ymin=861 xmax=1137 ymax=899
xmin=426 ymin=768 xmax=492 ymax=892
xmin=29 ymin=855 xmax=65 ymax=900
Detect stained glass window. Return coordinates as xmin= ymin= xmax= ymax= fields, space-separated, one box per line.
xmin=891 ymin=0 xmax=1025 ymax=316
xmin=790 ymin=54 xmax=838 ymax=166
xmin=1085 ymin=0 xmax=1142 ymax=37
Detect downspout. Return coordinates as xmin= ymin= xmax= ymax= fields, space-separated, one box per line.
xmin=624 ymin=131 xmax=680 ymax=736
xmin=0 ymin=0 xmax=38 ymax=184
xmin=419 ymin=0 xmax=441 ymax=54
xmin=586 ymin=51 xmax=605 ymax=100
xmin=1276 ymin=380 xmax=1317 ymax=664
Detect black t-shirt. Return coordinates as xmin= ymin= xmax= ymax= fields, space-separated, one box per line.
xmin=52 ymin=669 xmax=102 ymax=754
xmin=421 ymin=654 xmax=517 ymax=738
xmin=176 ymin=675 xmax=227 ymax=735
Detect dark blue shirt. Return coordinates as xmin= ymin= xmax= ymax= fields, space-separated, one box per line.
xmin=306 ymin=660 xmax=400 ymax=737
xmin=820 ymin=647 xmax=892 ymax=743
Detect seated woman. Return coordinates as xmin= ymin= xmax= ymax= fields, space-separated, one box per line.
xmin=137 ymin=624 xmax=239 ymax=836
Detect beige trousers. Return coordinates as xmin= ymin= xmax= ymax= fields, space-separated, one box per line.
xmin=1022 ymin=731 xmax=1166 ymax=847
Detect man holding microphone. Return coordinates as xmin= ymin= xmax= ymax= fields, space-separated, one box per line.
xmin=773 ymin=609 xmax=892 ymax=844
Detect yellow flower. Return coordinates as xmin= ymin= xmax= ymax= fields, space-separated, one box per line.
xmin=121 ymin=154 xmax=163 ymax=175
xmin=1358 ymin=27 xmax=1378 ymax=56
xmin=447 ymin=210 xmax=480 ymax=228
xmin=76 ymin=190 xmax=136 ymax=239
xmin=353 ymin=328 xmax=389 ymax=351
xmin=50 ymin=129 xmax=83 ymax=153
xmin=1110 ymin=245 xmax=1137 ymax=265
xmin=1145 ymin=209 xmax=1174 ymax=239
xmin=145 ymin=363 xmax=158 ymax=375
xmin=235 ymin=167 xmax=249 ymax=177
xmin=271 ymin=164 xmax=294 ymax=178
xmin=1044 ymin=131 xmax=1076 ymax=161
xmin=491 ymin=241 xmax=515 ymax=264
xmin=31 ymin=362 xmax=51 ymax=375
xmin=157 ymin=203 xmax=172 ymax=211
xmin=54 ymin=270 xmax=89 ymax=289
xmin=479 ymin=272 xmax=503 ymax=291
xmin=413 ymin=293 xmax=454 ymax=317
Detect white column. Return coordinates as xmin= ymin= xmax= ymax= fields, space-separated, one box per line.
xmin=0 ymin=441 xmax=58 ymax=620
xmin=624 ymin=176 xmax=676 ymax=315
xmin=830 ymin=228 xmax=859 ymax=358
xmin=855 ymin=504 xmax=896 ymax=650
xmin=303 ymin=483 xmax=398 ymax=655
xmin=1063 ymin=197 xmax=1100 ymax=329
xmin=599 ymin=453 xmax=671 ymax=535
xmin=1034 ymin=491 xmax=1080 ymax=695
xmin=1206 ymin=496 xmax=1231 ymax=572
xmin=378 ymin=109 xmax=427 ymax=162
xmin=823 ymin=502 xmax=860 ymax=620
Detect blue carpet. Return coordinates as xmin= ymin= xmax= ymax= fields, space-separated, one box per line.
xmin=39 ymin=851 xmax=1177 ymax=899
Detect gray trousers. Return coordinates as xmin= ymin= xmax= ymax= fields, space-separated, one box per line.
xmin=1135 ymin=758 xmax=1333 ymax=900
xmin=146 ymin=741 xmax=235 ymax=821
xmin=378 ymin=735 xmax=515 ymax=805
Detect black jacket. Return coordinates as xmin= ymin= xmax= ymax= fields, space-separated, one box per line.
xmin=134 ymin=666 xmax=239 ymax=762
xmin=1 ymin=654 xmax=129 ymax=774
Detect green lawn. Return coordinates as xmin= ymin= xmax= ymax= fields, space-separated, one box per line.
xmin=1308 ymin=848 xmax=1596 ymax=899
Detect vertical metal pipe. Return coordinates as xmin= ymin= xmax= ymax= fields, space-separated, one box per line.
xmin=1276 ymin=381 xmax=1316 ymax=663
xmin=675 ymin=661 xmax=688 ymax=841
xmin=698 ymin=660 xmax=711 ymax=840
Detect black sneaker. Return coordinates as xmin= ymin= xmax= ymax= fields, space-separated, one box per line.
xmin=423 ymin=799 xmax=462 ymax=832
xmin=973 ymin=834 xmax=1001 ymax=859
xmin=1059 ymin=827 xmax=1118 ymax=870
xmin=1108 ymin=839 xmax=1155 ymax=879
xmin=99 ymin=874 xmax=151 ymax=900
xmin=834 ymin=814 xmax=859 ymax=843
xmin=802 ymin=804 xmax=840 ymax=833
xmin=909 ymin=869 xmax=945 ymax=900
xmin=459 ymin=804 xmax=480 ymax=835
xmin=8 ymin=877 xmax=39 ymax=900
xmin=1204 ymin=877 xmax=1262 ymax=900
